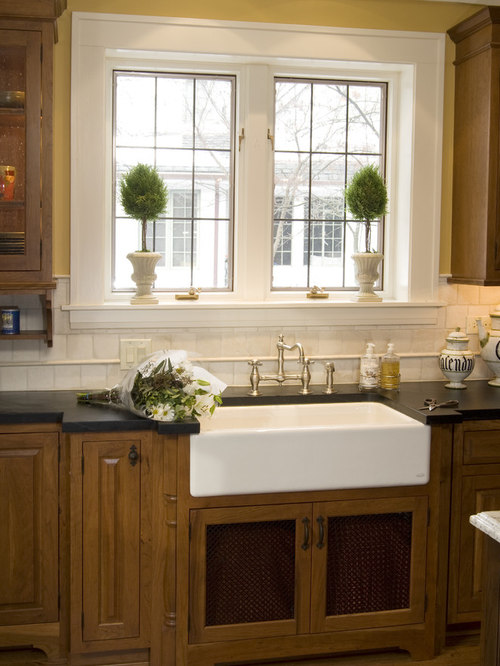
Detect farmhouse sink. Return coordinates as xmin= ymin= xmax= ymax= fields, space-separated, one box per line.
xmin=190 ymin=402 xmax=430 ymax=497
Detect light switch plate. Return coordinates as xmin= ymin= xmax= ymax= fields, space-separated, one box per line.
xmin=120 ymin=339 xmax=152 ymax=370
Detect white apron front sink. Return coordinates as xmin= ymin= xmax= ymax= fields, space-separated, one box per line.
xmin=190 ymin=402 xmax=430 ymax=497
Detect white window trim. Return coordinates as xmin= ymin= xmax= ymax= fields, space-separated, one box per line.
xmin=68 ymin=12 xmax=445 ymax=329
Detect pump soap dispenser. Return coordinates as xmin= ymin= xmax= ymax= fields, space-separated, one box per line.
xmin=359 ymin=342 xmax=379 ymax=391
xmin=380 ymin=343 xmax=400 ymax=390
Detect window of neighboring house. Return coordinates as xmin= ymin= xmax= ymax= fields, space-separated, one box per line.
xmin=272 ymin=78 xmax=386 ymax=291
xmin=273 ymin=196 xmax=293 ymax=266
xmin=113 ymin=70 xmax=235 ymax=292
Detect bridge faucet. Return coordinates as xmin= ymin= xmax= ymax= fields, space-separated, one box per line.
xmin=248 ymin=334 xmax=312 ymax=396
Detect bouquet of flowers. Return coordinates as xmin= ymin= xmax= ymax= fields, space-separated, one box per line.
xmin=77 ymin=350 xmax=226 ymax=422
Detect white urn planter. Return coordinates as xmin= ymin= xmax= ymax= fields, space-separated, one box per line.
xmin=352 ymin=252 xmax=383 ymax=302
xmin=126 ymin=251 xmax=161 ymax=305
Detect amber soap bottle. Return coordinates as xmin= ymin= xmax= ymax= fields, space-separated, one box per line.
xmin=380 ymin=343 xmax=400 ymax=390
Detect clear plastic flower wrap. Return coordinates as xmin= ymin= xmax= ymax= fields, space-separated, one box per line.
xmin=77 ymin=350 xmax=226 ymax=421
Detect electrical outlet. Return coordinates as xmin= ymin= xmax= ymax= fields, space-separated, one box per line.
xmin=120 ymin=339 xmax=152 ymax=370
xmin=466 ymin=315 xmax=489 ymax=335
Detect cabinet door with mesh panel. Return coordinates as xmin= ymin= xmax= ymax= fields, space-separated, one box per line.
xmin=310 ymin=496 xmax=428 ymax=633
xmin=189 ymin=504 xmax=313 ymax=643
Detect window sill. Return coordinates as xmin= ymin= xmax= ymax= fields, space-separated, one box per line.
xmin=63 ymin=300 xmax=444 ymax=330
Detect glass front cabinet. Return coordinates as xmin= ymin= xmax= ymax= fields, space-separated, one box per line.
xmin=0 ymin=2 xmax=65 ymax=345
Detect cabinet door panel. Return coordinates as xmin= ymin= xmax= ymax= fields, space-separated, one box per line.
xmin=82 ymin=438 xmax=149 ymax=644
xmin=311 ymin=497 xmax=428 ymax=632
xmin=0 ymin=433 xmax=58 ymax=625
xmin=455 ymin=474 xmax=500 ymax=619
xmin=189 ymin=504 xmax=312 ymax=643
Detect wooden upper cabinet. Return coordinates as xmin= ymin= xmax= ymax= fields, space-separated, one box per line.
xmin=0 ymin=1 xmax=67 ymax=22
xmin=448 ymin=8 xmax=500 ymax=285
xmin=0 ymin=13 xmax=58 ymax=284
xmin=0 ymin=2 xmax=66 ymax=345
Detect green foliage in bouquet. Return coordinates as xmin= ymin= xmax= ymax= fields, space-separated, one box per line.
xmin=120 ymin=163 xmax=168 ymax=252
xmin=131 ymin=358 xmax=222 ymax=422
xmin=345 ymin=164 xmax=388 ymax=253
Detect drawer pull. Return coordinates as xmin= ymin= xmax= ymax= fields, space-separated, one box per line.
xmin=301 ymin=517 xmax=310 ymax=550
xmin=317 ymin=515 xmax=325 ymax=549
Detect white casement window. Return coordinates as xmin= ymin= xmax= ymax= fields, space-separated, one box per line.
xmin=113 ymin=71 xmax=234 ymax=292
xmin=272 ymin=78 xmax=386 ymax=291
xmin=69 ymin=14 xmax=444 ymax=329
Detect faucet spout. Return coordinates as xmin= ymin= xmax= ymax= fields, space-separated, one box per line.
xmin=277 ymin=334 xmax=305 ymax=363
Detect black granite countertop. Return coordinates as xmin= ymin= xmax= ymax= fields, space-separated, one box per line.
xmin=207 ymin=380 xmax=500 ymax=425
xmin=0 ymin=391 xmax=200 ymax=433
xmin=0 ymin=380 xmax=500 ymax=431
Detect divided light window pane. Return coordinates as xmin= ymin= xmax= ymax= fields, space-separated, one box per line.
xmin=113 ymin=71 xmax=235 ymax=292
xmin=272 ymin=78 xmax=387 ymax=291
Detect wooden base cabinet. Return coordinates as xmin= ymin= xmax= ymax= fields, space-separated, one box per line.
xmin=0 ymin=426 xmax=60 ymax=661
xmin=175 ymin=425 xmax=453 ymax=666
xmin=448 ymin=421 xmax=500 ymax=624
xmin=68 ymin=432 xmax=153 ymax=662
xmin=190 ymin=497 xmax=428 ymax=645
xmin=0 ymin=421 xmax=454 ymax=666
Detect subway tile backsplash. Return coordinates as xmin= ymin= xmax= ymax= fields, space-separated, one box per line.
xmin=0 ymin=276 xmax=499 ymax=391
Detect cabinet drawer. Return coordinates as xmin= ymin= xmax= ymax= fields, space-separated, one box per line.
xmin=464 ymin=430 xmax=500 ymax=464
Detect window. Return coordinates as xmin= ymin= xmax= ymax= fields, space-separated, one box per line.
xmin=70 ymin=14 xmax=444 ymax=328
xmin=113 ymin=70 xmax=385 ymax=294
xmin=113 ymin=71 xmax=234 ymax=291
xmin=273 ymin=78 xmax=386 ymax=291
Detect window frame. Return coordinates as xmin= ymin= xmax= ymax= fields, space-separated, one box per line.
xmin=68 ymin=12 xmax=445 ymax=329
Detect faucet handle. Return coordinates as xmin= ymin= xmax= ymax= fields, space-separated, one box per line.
xmin=298 ymin=357 xmax=313 ymax=395
xmin=248 ymin=359 xmax=262 ymax=397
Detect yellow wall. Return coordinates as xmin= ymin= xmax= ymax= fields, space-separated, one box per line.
xmin=53 ymin=0 xmax=481 ymax=276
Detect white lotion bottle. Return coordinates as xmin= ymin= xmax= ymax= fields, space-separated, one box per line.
xmin=359 ymin=342 xmax=379 ymax=391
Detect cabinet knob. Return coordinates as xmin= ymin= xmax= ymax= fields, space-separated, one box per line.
xmin=128 ymin=444 xmax=139 ymax=467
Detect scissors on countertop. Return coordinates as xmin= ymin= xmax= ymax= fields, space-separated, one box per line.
xmin=419 ymin=398 xmax=459 ymax=411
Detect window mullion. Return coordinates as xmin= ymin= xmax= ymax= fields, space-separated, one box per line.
xmin=236 ymin=64 xmax=273 ymax=301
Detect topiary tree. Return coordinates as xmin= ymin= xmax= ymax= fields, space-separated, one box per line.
xmin=345 ymin=164 xmax=388 ymax=253
xmin=120 ymin=163 xmax=168 ymax=252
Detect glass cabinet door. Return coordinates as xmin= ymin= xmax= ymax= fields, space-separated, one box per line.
xmin=0 ymin=29 xmax=42 ymax=271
